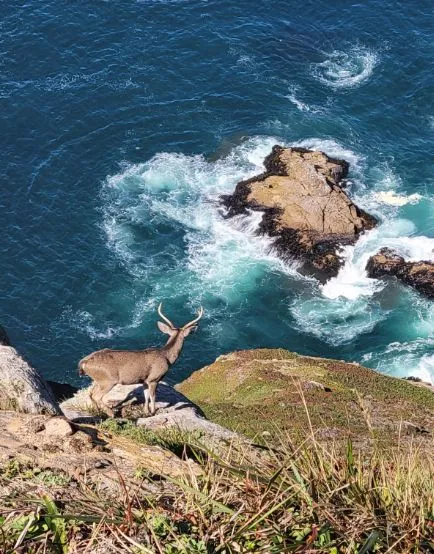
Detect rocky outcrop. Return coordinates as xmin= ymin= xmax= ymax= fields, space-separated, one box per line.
xmin=0 ymin=341 xmax=61 ymax=415
xmin=61 ymin=382 xmax=238 ymax=441
xmin=366 ymin=248 xmax=434 ymax=298
xmin=0 ymin=411 xmax=201 ymax=482
xmin=222 ymin=146 xmax=376 ymax=278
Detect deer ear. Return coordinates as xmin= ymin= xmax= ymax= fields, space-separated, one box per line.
xmin=157 ymin=321 xmax=174 ymax=335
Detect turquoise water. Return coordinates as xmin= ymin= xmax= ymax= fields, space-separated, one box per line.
xmin=1 ymin=1 xmax=433 ymax=386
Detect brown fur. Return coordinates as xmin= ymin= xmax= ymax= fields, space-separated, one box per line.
xmin=78 ymin=318 xmax=199 ymax=416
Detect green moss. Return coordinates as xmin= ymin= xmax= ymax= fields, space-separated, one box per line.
xmin=178 ymin=349 xmax=434 ymax=441
xmin=99 ymin=418 xmax=205 ymax=459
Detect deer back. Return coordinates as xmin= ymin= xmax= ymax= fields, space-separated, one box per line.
xmin=79 ymin=347 xmax=170 ymax=385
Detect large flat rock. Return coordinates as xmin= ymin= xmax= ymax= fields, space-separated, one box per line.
xmin=61 ymin=382 xmax=238 ymax=441
xmin=222 ymin=146 xmax=376 ymax=278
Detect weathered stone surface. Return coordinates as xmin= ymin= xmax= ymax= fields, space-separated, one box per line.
xmin=0 ymin=344 xmax=61 ymax=415
xmin=0 ymin=411 xmax=201 ymax=481
xmin=61 ymin=382 xmax=238 ymax=441
xmin=222 ymin=146 xmax=376 ymax=278
xmin=44 ymin=416 xmax=75 ymax=437
xmin=366 ymin=248 xmax=434 ymax=298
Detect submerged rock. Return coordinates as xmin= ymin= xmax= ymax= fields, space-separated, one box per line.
xmin=366 ymin=248 xmax=434 ymax=298
xmin=222 ymin=145 xmax=376 ymax=279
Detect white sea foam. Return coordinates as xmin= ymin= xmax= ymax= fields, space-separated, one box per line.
xmin=373 ymin=190 xmax=422 ymax=206
xmin=293 ymin=137 xmax=363 ymax=170
xmin=290 ymin=294 xmax=388 ymax=345
xmin=312 ymin=45 xmax=378 ymax=89
xmin=322 ymin=219 xmax=434 ymax=300
xmin=322 ymin=220 xmax=434 ymax=302
xmin=101 ymin=136 xmax=299 ymax=307
xmin=286 ymin=85 xmax=324 ymax=114
xmin=97 ymin=135 xmax=432 ymax=372
xmin=362 ymin=337 xmax=434 ymax=385
xmin=61 ymin=297 xmax=156 ymax=340
xmin=284 ymin=137 xmax=433 ymax=349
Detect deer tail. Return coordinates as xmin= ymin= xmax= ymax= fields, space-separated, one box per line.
xmin=78 ymin=360 xmax=86 ymax=376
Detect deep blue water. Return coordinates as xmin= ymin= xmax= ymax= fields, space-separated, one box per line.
xmin=1 ymin=0 xmax=433 ymax=386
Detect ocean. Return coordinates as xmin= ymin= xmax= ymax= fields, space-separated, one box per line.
xmin=1 ymin=0 xmax=433 ymax=386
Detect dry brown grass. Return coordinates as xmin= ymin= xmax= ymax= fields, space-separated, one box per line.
xmin=0 ymin=411 xmax=433 ymax=554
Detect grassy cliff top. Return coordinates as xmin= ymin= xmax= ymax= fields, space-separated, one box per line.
xmin=177 ymin=348 xmax=434 ymax=442
xmin=1 ymin=349 xmax=434 ymax=552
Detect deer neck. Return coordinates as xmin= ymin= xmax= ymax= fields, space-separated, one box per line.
xmin=162 ymin=332 xmax=185 ymax=365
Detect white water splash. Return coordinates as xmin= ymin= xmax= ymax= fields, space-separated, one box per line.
xmin=312 ymin=45 xmax=378 ymax=89
xmin=363 ymin=335 xmax=434 ymax=385
xmin=322 ymin=220 xmax=434 ymax=301
xmin=286 ymin=85 xmax=325 ymax=114
xmin=373 ymin=190 xmax=422 ymax=206
xmin=101 ymin=136 xmax=299 ymax=304
xmin=95 ymin=135 xmax=433 ymax=373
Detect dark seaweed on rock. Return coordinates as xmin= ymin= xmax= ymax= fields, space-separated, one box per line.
xmin=366 ymin=248 xmax=434 ymax=298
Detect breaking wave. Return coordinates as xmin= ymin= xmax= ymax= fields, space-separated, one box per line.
xmin=95 ymin=135 xmax=433 ymax=380
xmin=101 ymin=136 xmax=298 ymax=306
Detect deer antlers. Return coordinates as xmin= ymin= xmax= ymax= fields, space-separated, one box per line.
xmin=157 ymin=303 xmax=204 ymax=330
xmin=158 ymin=303 xmax=175 ymax=329
xmin=182 ymin=306 xmax=204 ymax=329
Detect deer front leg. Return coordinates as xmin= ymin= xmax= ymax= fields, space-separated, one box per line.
xmin=148 ymin=381 xmax=158 ymax=416
xmin=144 ymin=384 xmax=150 ymax=415
xmin=89 ymin=383 xmax=100 ymax=410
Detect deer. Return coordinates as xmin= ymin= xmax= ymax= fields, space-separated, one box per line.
xmin=78 ymin=303 xmax=203 ymax=417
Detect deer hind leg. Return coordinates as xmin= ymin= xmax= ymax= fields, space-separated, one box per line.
xmin=94 ymin=380 xmax=117 ymax=417
xmin=147 ymin=381 xmax=158 ymax=416
xmin=89 ymin=383 xmax=101 ymax=410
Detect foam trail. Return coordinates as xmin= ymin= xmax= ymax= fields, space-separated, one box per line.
xmin=312 ymin=45 xmax=378 ymax=89
xmin=286 ymin=85 xmax=324 ymax=114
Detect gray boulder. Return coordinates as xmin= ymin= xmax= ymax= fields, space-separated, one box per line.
xmin=61 ymin=382 xmax=238 ymax=441
xmin=0 ymin=339 xmax=61 ymax=415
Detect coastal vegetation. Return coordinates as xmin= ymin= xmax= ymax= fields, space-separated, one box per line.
xmin=1 ymin=347 xmax=433 ymax=553
xmin=1 ymin=408 xmax=433 ymax=553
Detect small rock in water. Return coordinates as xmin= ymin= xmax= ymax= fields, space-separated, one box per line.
xmin=366 ymin=248 xmax=434 ymax=298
